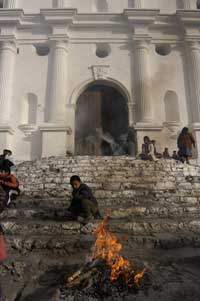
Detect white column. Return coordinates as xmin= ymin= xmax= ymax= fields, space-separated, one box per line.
xmin=134 ymin=40 xmax=153 ymax=123
xmin=4 ymin=0 xmax=17 ymax=8
xmin=57 ymin=0 xmax=66 ymax=8
xmin=0 ymin=41 xmax=16 ymax=123
xmin=134 ymin=0 xmax=142 ymax=8
xmin=182 ymin=0 xmax=196 ymax=9
xmin=186 ymin=42 xmax=200 ymax=123
xmin=47 ymin=40 xmax=68 ymax=123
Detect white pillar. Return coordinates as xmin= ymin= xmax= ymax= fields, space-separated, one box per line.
xmin=57 ymin=0 xmax=66 ymax=8
xmin=4 ymin=0 xmax=17 ymax=8
xmin=135 ymin=0 xmax=142 ymax=8
xmin=182 ymin=0 xmax=196 ymax=9
xmin=47 ymin=40 xmax=68 ymax=123
xmin=0 ymin=41 xmax=16 ymax=123
xmin=186 ymin=42 xmax=200 ymax=123
xmin=134 ymin=40 xmax=153 ymax=123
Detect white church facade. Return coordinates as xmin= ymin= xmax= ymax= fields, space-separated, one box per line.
xmin=0 ymin=0 xmax=200 ymax=161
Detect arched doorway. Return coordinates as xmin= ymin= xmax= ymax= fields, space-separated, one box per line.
xmin=75 ymin=82 xmax=129 ymax=155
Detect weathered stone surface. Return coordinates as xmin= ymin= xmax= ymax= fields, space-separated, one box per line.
xmin=1 ymin=157 xmax=200 ymax=300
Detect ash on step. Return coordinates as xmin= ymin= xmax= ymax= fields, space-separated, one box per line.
xmin=0 ymin=167 xmax=20 ymax=209
xmin=67 ymin=175 xmax=101 ymax=224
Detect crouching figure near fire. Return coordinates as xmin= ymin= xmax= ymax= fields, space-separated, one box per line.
xmin=67 ymin=175 xmax=101 ymax=224
xmin=0 ymin=167 xmax=20 ymax=209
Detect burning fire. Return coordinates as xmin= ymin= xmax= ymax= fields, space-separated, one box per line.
xmin=92 ymin=214 xmax=146 ymax=286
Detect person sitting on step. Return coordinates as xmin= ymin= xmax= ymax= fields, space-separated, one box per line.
xmin=137 ymin=136 xmax=158 ymax=161
xmin=67 ymin=175 xmax=101 ymax=224
xmin=163 ymin=148 xmax=171 ymax=159
xmin=0 ymin=167 xmax=20 ymax=208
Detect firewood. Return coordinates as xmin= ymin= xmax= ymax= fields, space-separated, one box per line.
xmin=66 ymin=268 xmax=98 ymax=288
xmin=67 ymin=268 xmax=83 ymax=283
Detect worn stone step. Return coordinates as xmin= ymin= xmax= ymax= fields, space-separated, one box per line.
xmin=5 ymin=233 xmax=94 ymax=254
xmin=1 ymin=204 xmax=200 ymax=221
xmin=2 ymin=217 xmax=200 ymax=236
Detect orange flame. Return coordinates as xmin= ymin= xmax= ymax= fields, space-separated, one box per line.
xmin=92 ymin=214 xmax=145 ymax=286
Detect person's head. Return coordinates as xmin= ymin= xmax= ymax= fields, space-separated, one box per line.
xmin=0 ymin=167 xmax=11 ymax=176
xmin=164 ymin=148 xmax=169 ymax=152
xmin=143 ymin=136 xmax=150 ymax=144
xmin=70 ymin=175 xmax=81 ymax=190
xmin=173 ymin=151 xmax=177 ymax=155
xmin=3 ymin=149 xmax=12 ymax=157
xmin=182 ymin=127 xmax=189 ymax=135
xmin=151 ymin=140 xmax=156 ymax=145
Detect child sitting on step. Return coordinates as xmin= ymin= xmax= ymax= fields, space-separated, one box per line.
xmin=67 ymin=175 xmax=101 ymax=224
xmin=0 ymin=167 xmax=20 ymax=208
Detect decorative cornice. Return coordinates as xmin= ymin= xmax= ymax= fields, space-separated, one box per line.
xmin=190 ymin=123 xmax=200 ymax=131
xmin=0 ymin=125 xmax=14 ymax=134
xmin=135 ymin=123 xmax=163 ymax=131
xmin=18 ymin=124 xmax=38 ymax=137
xmin=40 ymin=9 xmax=77 ymax=24
xmin=177 ymin=10 xmax=200 ymax=25
xmin=0 ymin=9 xmax=24 ymax=24
xmin=39 ymin=123 xmax=72 ymax=134
xmin=124 ymin=9 xmax=160 ymax=24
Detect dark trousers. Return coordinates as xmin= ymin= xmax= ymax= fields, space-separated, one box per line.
xmin=69 ymin=199 xmax=98 ymax=219
xmin=3 ymin=187 xmax=20 ymax=207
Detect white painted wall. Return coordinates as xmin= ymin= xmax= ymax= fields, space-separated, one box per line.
xmin=13 ymin=0 xmax=199 ymax=13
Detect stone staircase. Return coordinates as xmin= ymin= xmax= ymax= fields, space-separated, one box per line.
xmin=1 ymin=156 xmax=200 ymax=300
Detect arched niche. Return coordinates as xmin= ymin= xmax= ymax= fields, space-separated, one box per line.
xmin=164 ymin=91 xmax=180 ymax=124
xmin=21 ymin=93 xmax=38 ymax=125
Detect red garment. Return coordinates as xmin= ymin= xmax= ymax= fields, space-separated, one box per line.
xmin=0 ymin=234 xmax=7 ymax=261
xmin=178 ymin=133 xmax=195 ymax=150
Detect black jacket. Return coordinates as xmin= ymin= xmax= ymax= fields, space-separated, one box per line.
xmin=71 ymin=183 xmax=97 ymax=207
xmin=0 ymin=155 xmax=14 ymax=170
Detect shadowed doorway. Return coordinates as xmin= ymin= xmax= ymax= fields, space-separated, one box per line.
xmin=75 ymin=82 xmax=129 ymax=155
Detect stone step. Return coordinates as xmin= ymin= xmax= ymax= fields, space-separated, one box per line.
xmin=1 ymin=204 xmax=200 ymax=221
xmin=2 ymin=217 xmax=200 ymax=236
xmin=5 ymin=231 xmax=200 ymax=254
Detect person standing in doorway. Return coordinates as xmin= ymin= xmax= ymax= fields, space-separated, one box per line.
xmin=126 ymin=126 xmax=137 ymax=157
xmin=177 ymin=127 xmax=195 ymax=164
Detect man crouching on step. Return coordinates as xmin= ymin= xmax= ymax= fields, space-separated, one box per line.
xmin=67 ymin=175 xmax=101 ymax=224
xmin=0 ymin=167 xmax=20 ymax=209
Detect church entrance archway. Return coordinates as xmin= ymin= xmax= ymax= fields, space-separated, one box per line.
xmin=75 ymin=81 xmax=129 ymax=155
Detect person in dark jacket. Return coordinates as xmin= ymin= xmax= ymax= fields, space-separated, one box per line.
xmin=68 ymin=175 xmax=100 ymax=223
xmin=0 ymin=167 xmax=20 ymax=208
xmin=177 ymin=127 xmax=195 ymax=164
xmin=126 ymin=126 xmax=137 ymax=156
xmin=0 ymin=149 xmax=14 ymax=170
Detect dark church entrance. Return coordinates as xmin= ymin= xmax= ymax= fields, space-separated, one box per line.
xmin=75 ymin=82 xmax=129 ymax=155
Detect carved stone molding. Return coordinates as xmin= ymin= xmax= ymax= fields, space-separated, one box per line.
xmin=18 ymin=124 xmax=37 ymax=137
xmin=91 ymin=65 xmax=110 ymax=80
